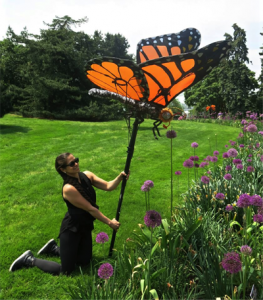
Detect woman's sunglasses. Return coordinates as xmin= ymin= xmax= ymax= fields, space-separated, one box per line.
xmin=65 ymin=157 xmax=79 ymax=167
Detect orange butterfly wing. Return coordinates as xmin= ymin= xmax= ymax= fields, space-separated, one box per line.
xmin=136 ymin=28 xmax=201 ymax=64
xmin=86 ymin=58 xmax=149 ymax=101
xmin=139 ymin=40 xmax=230 ymax=107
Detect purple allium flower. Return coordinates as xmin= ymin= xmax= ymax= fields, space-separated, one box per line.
xmin=225 ymin=145 xmax=229 ymax=148
xmin=240 ymin=245 xmax=252 ymax=256
xmin=211 ymin=156 xmax=218 ymax=163
xmin=248 ymin=154 xmax=252 ymax=157
xmin=247 ymin=124 xmax=257 ymax=132
xmin=189 ymin=156 xmax=195 ymax=161
xmin=216 ymin=193 xmax=225 ymax=200
xmin=225 ymin=204 xmax=234 ymax=211
xmin=238 ymin=133 xmax=244 ymax=138
xmin=258 ymin=131 xmax=263 ymax=136
xmin=256 ymin=143 xmax=260 ymax=148
xmin=141 ymin=184 xmax=150 ymax=192
xmin=193 ymin=156 xmax=199 ymax=161
xmin=206 ymin=155 xmax=212 ymax=161
xmin=239 ymin=144 xmax=245 ymax=148
xmin=200 ymin=162 xmax=208 ymax=168
xmin=253 ymin=214 xmax=263 ymax=223
xmin=230 ymin=141 xmax=236 ymax=146
xmin=236 ymin=164 xmax=243 ymax=170
xmin=191 ymin=142 xmax=199 ymax=148
xmin=224 ymin=174 xmax=232 ymax=180
xmin=201 ymin=176 xmax=210 ymax=184
xmin=213 ymin=150 xmax=219 ymax=156
xmin=183 ymin=159 xmax=194 ymax=168
xmin=251 ymin=195 xmax=263 ymax=207
xmin=223 ymin=152 xmax=229 ymax=159
xmin=246 ymin=166 xmax=254 ymax=172
xmin=175 ymin=171 xmax=182 ymax=175
xmin=241 ymin=120 xmax=248 ymax=125
xmin=144 ymin=210 xmax=162 ymax=228
xmin=233 ymin=159 xmax=242 ymax=165
xmin=237 ymin=194 xmax=251 ymax=208
xmin=144 ymin=180 xmax=154 ymax=188
xmin=207 ymin=170 xmax=211 ymax=174
xmin=227 ymin=148 xmax=238 ymax=158
xmin=225 ymin=165 xmax=232 ymax=171
xmin=96 ymin=232 xmax=109 ymax=244
xmin=222 ymin=252 xmax=242 ymax=274
xmin=98 ymin=263 xmax=113 ymax=279
xmin=166 ymin=130 xmax=177 ymax=138
xmin=195 ymin=163 xmax=199 ymax=168
xmin=247 ymin=159 xmax=252 ymax=163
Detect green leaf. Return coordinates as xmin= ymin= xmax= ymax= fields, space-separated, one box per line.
xmin=149 ymin=289 xmax=159 ymax=300
xmin=150 ymin=267 xmax=166 ymax=280
xmin=230 ymin=221 xmax=241 ymax=228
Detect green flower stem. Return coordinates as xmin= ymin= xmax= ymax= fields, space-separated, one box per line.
xmin=170 ymin=138 xmax=173 ymax=224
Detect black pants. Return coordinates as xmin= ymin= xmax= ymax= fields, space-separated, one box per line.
xmin=34 ymin=229 xmax=92 ymax=275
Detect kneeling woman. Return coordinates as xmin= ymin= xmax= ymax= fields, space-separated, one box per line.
xmin=10 ymin=152 xmax=128 ymax=275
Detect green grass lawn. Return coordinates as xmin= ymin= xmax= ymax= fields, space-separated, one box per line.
xmin=0 ymin=114 xmax=240 ymax=299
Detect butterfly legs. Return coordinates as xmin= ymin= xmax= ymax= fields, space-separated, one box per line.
xmin=152 ymin=119 xmax=162 ymax=140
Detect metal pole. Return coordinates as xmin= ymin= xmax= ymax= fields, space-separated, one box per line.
xmin=109 ymin=117 xmax=141 ymax=256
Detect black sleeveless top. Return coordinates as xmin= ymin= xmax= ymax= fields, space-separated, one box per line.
xmin=59 ymin=172 xmax=99 ymax=235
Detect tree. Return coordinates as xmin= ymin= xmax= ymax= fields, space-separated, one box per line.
xmin=0 ymin=16 xmax=133 ymax=120
xmin=184 ymin=24 xmax=259 ymax=115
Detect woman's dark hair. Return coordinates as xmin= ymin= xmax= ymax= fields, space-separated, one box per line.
xmin=55 ymin=153 xmax=98 ymax=208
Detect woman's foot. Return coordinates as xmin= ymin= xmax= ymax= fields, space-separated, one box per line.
xmin=37 ymin=239 xmax=60 ymax=256
xmin=9 ymin=250 xmax=35 ymax=272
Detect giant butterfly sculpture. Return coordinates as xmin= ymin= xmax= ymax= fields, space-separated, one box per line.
xmin=86 ymin=28 xmax=231 ymax=255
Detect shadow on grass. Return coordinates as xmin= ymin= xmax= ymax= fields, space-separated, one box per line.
xmin=0 ymin=124 xmax=31 ymax=135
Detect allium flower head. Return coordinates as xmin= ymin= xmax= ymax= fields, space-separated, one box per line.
xmin=236 ymin=164 xmax=243 ymax=170
xmin=96 ymin=232 xmax=109 ymax=244
xmin=201 ymin=176 xmax=210 ymax=184
xmin=241 ymin=119 xmax=248 ymax=125
xmin=258 ymin=131 xmax=263 ymax=136
xmin=253 ymin=214 xmax=263 ymax=223
xmin=166 ymin=130 xmax=177 ymax=138
xmin=216 ymin=193 xmax=225 ymax=200
xmin=225 ymin=204 xmax=234 ymax=211
xmin=144 ymin=180 xmax=154 ymax=188
xmin=141 ymin=184 xmax=150 ymax=192
xmin=144 ymin=210 xmax=162 ymax=228
xmin=183 ymin=159 xmax=194 ymax=168
xmin=175 ymin=171 xmax=182 ymax=175
xmin=247 ymin=124 xmax=257 ymax=132
xmin=222 ymin=252 xmax=242 ymax=274
xmin=251 ymin=195 xmax=263 ymax=207
xmin=239 ymin=144 xmax=245 ymax=148
xmin=211 ymin=156 xmax=218 ymax=163
xmin=224 ymin=174 xmax=232 ymax=180
xmin=240 ymin=245 xmax=252 ymax=256
xmin=200 ymin=162 xmax=209 ymax=168
xmin=191 ymin=142 xmax=199 ymax=148
xmin=247 ymin=166 xmax=254 ymax=172
xmin=237 ymin=194 xmax=251 ymax=208
xmin=225 ymin=165 xmax=232 ymax=171
xmin=223 ymin=152 xmax=229 ymax=159
xmin=195 ymin=163 xmax=199 ymax=168
xmin=227 ymin=148 xmax=238 ymax=158
xmin=213 ymin=150 xmax=219 ymax=156
xmin=98 ymin=263 xmax=114 ymax=279
xmin=233 ymin=159 xmax=242 ymax=165
xmin=238 ymin=133 xmax=244 ymax=138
